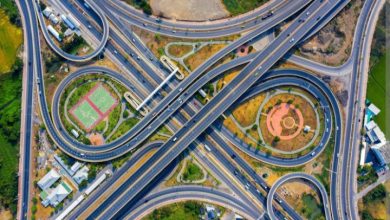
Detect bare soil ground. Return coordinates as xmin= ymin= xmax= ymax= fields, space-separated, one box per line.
xmin=150 ymin=0 xmax=229 ymax=21
xmin=89 ymin=132 xmax=104 ymax=145
xmin=298 ymin=0 xmax=364 ymax=66
xmin=0 ymin=209 xmax=12 ymax=220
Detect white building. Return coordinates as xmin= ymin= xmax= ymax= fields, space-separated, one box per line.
xmin=47 ymin=25 xmax=62 ymax=42
xmin=41 ymin=182 xmax=73 ymax=207
xmin=73 ymin=166 xmax=89 ymax=184
xmin=70 ymin=162 xmax=82 ymax=174
xmin=368 ymin=103 xmax=381 ymax=116
xmin=64 ymin=29 xmax=74 ymax=38
xmin=49 ymin=14 xmax=59 ymax=25
xmin=42 ymin=7 xmax=53 ymax=18
xmin=365 ymin=120 xmax=377 ymax=131
xmin=38 ymin=169 xmax=60 ymax=190
xmin=367 ymin=126 xmax=386 ymax=144
xmin=71 ymin=129 xmax=79 ymax=138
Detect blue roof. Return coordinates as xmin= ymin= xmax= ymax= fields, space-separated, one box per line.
xmin=372 ymin=148 xmax=386 ymax=166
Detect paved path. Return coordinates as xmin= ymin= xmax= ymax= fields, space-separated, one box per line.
xmin=355 ymin=172 xmax=390 ymax=200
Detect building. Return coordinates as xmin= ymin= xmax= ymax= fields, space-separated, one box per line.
xmin=367 ymin=103 xmax=381 ymax=116
xmin=73 ymin=166 xmax=89 ymax=184
xmin=70 ymin=162 xmax=82 ymax=174
xmin=41 ymin=182 xmax=73 ymax=207
xmin=64 ymin=29 xmax=74 ymax=38
xmin=61 ymin=14 xmax=75 ymax=30
xmin=360 ymin=141 xmax=367 ymax=166
xmin=365 ymin=120 xmax=377 ymax=131
xmin=38 ymin=169 xmax=60 ymax=190
xmin=367 ymin=127 xmax=386 ymax=144
xmin=42 ymin=7 xmax=53 ymax=18
xmin=372 ymin=142 xmax=390 ymax=164
xmin=47 ymin=25 xmax=62 ymax=42
xmin=49 ymin=14 xmax=59 ymax=25
xmin=71 ymin=129 xmax=79 ymax=138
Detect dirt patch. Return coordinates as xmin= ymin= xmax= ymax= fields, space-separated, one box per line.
xmin=150 ymin=0 xmax=229 ymax=21
xmin=89 ymin=132 xmax=105 ymax=145
xmin=297 ymin=0 xmax=364 ymax=66
xmin=0 ymin=209 xmax=12 ymax=220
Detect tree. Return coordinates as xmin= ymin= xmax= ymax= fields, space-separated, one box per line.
xmin=251 ymin=124 xmax=258 ymax=130
xmin=273 ymin=136 xmax=280 ymax=143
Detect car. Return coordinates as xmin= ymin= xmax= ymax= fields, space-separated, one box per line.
xmin=234 ymin=170 xmax=238 ymax=175
xmin=88 ymin=25 xmax=92 ymax=29
xmin=231 ymin=154 xmax=236 ymax=159
xmin=132 ymin=38 xmax=136 ymax=43
xmin=114 ymin=50 xmax=118 ymax=54
xmin=311 ymin=151 xmax=316 ymax=156
xmin=306 ymin=11 xmax=310 ymax=16
xmin=289 ymin=38 xmax=295 ymax=43
xmin=172 ymin=137 xmax=177 ymax=142
xmin=142 ymin=23 xmax=147 ymax=27
xmin=179 ymin=88 xmax=183 ymax=92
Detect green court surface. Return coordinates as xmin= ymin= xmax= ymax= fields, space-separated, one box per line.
xmin=89 ymin=85 xmax=117 ymax=113
xmin=72 ymin=101 xmax=100 ymax=129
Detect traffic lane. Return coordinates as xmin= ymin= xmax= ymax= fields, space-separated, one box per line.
xmin=105 ymin=0 xmax=308 ymax=38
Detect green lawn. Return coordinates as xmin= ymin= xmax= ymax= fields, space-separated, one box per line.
xmin=366 ymin=51 xmax=389 ymax=137
xmin=223 ymin=0 xmax=269 ymax=16
xmin=0 ymin=9 xmax=22 ymax=74
xmin=182 ymin=160 xmax=204 ymax=182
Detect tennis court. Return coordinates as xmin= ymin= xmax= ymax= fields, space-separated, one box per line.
xmin=71 ymin=100 xmax=100 ymax=129
xmin=89 ymin=85 xmax=117 ymax=113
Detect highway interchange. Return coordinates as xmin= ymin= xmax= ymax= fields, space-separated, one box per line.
xmin=14 ymin=0 xmax=386 ymax=219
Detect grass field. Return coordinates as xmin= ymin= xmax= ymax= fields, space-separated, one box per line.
xmin=223 ymin=0 xmax=269 ymax=16
xmin=167 ymin=44 xmax=193 ymax=58
xmin=89 ymin=85 xmax=116 ymax=113
xmin=0 ymin=6 xmax=22 ymax=215
xmin=144 ymin=201 xmax=203 ymax=220
xmin=0 ymin=9 xmax=22 ymax=74
xmin=182 ymin=160 xmax=204 ymax=182
xmin=301 ymin=194 xmax=325 ymax=220
xmin=366 ymin=51 xmax=389 ymax=137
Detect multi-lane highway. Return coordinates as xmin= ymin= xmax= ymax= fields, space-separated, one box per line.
xmin=15 ymin=0 xmax=377 ymax=219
